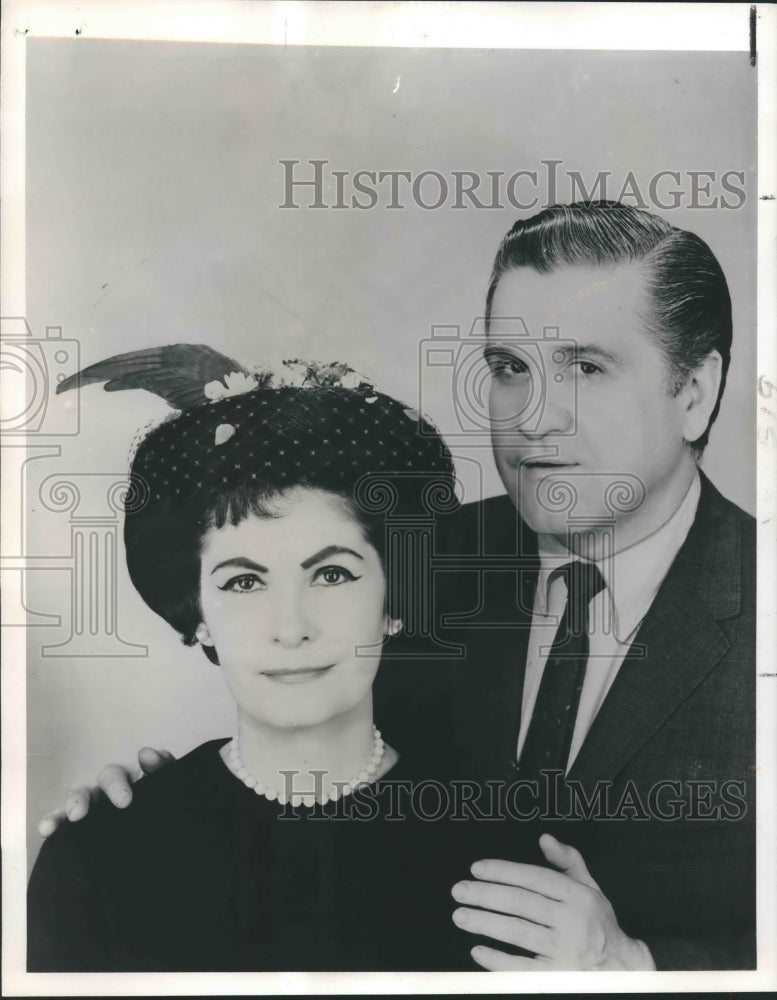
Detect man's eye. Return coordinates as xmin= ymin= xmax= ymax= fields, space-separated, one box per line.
xmin=219 ymin=573 xmax=264 ymax=593
xmin=312 ymin=565 xmax=359 ymax=586
xmin=575 ymin=360 xmax=604 ymax=377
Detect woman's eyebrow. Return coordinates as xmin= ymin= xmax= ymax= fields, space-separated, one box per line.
xmin=483 ymin=344 xmax=523 ymax=360
xmin=211 ymin=556 xmax=269 ymax=575
xmin=301 ymin=545 xmax=364 ymax=569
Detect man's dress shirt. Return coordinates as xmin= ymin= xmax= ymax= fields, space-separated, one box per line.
xmin=517 ymin=474 xmax=702 ymax=771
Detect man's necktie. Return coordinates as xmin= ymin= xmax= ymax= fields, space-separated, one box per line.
xmin=518 ymin=560 xmax=606 ymax=778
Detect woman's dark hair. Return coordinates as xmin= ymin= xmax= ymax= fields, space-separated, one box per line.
xmin=485 ymin=201 xmax=733 ymax=453
xmin=124 ymin=385 xmax=456 ymax=662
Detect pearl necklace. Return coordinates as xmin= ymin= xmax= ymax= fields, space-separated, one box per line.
xmin=226 ymin=726 xmax=385 ymax=808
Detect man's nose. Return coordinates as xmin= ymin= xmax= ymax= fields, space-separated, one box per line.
xmin=513 ymin=369 xmax=575 ymax=438
xmin=269 ymin=592 xmax=317 ymax=648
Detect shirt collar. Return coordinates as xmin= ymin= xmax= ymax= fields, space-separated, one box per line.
xmin=534 ymin=473 xmax=701 ymax=640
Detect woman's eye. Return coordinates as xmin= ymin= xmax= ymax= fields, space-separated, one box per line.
xmin=313 ymin=565 xmax=359 ymax=586
xmin=488 ymin=355 xmax=529 ymax=381
xmin=219 ymin=573 xmax=264 ymax=593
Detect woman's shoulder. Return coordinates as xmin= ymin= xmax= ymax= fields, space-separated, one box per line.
xmin=111 ymin=737 xmax=237 ymax=827
xmin=33 ymin=739 xmax=233 ymax=861
xmin=133 ymin=738 xmax=232 ymax=799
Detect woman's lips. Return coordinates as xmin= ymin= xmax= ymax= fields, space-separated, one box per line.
xmin=260 ymin=665 xmax=335 ymax=684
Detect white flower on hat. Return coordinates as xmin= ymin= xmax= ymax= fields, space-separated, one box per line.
xmin=278 ymin=361 xmax=311 ymax=388
xmin=204 ymin=371 xmax=259 ymax=401
xmin=214 ymin=423 xmax=236 ymax=446
xmin=278 ymin=359 xmax=373 ymax=392
xmin=204 ymin=359 xmax=376 ymax=398
xmin=339 ymin=370 xmax=363 ymax=390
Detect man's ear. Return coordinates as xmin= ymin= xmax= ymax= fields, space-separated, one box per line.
xmin=679 ymin=350 xmax=723 ymax=447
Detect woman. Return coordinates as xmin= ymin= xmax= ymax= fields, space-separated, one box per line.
xmin=27 ymin=345 xmax=473 ymax=972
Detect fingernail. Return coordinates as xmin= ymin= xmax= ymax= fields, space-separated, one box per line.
xmin=451 ymin=882 xmax=468 ymax=901
xmin=116 ymin=790 xmax=131 ymax=808
xmin=471 ymin=861 xmax=486 ymax=876
xmin=452 ymin=908 xmax=469 ymax=925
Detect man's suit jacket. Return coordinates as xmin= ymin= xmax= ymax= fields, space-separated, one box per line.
xmin=375 ymin=472 xmax=755 ymax=970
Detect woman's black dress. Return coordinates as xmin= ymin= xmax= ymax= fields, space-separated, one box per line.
xmin=27 ymin=739 xmax=479 ymax=972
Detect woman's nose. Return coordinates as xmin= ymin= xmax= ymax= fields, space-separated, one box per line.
xmin=270 ymin=594 xmax=317 ymax=648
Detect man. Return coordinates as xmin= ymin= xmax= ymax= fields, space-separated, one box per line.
xmin=38 ymin=202 xmax=755 ymax=970
xmin=418 ymin=202 xmax=754 ymax=971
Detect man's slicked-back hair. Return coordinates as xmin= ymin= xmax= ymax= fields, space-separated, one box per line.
xmin=485 ymin=201 xmax=733 ymax=452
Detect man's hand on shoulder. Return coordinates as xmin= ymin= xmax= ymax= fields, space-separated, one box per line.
xmin=451 ymin=833 xmax=655 ymax=971
xmin=37 ymin=748 xmax=176 ymax=838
